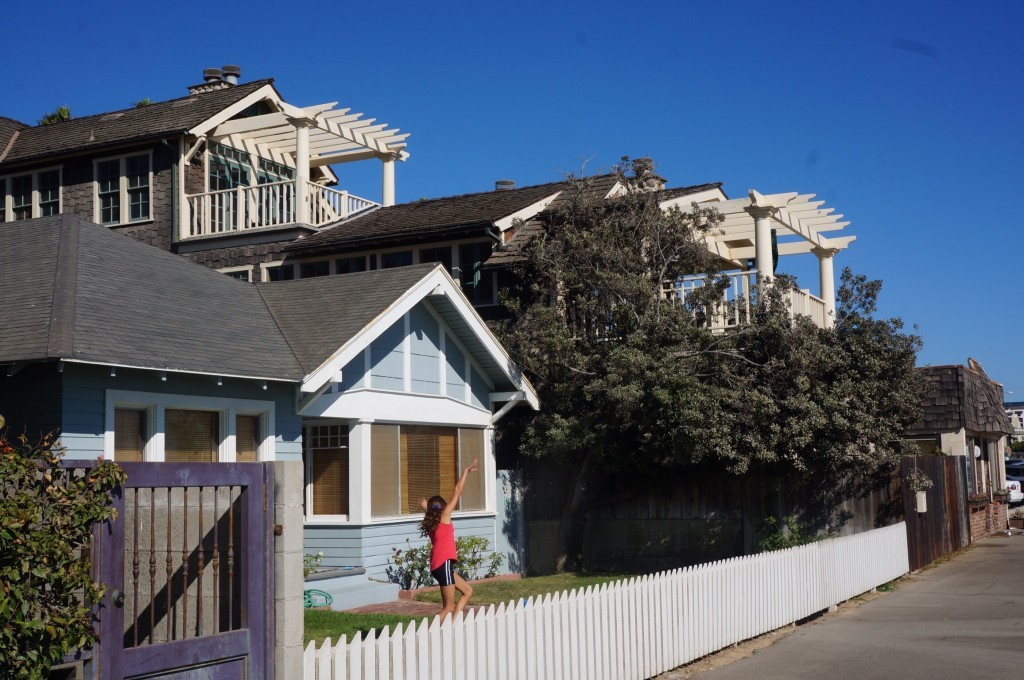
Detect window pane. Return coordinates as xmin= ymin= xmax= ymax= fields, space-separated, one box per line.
xmin=401 ymin=426 xmax=457 ymax=515
xmin=459 ymin=243 xmax=495 ymax=304
xmin=300 ymin=261 xmax=330 ymax=278
xmin=115 ymin=408 xmax=146 ymax=462
xmin=266 ymin=264 xmax=294 ymax=281
xmin=236 ymin=415 xmax=259 ymax=462
xmin=380 ymin=251 xmax=412 ymax=269
xmin=370 ymin=424 xmax=400 ymax=517
xmin=336 ymin=256 xmax=367 ymax=274
xmin=309 ymin=424 xmax=349 ymax=515
xmin=419 ymin=247 xmax=453 ymax=272
xmin=165 ymin=409 xmax=218 ymax=462
xmin=38 ymin=170 xmax=60 ymax=216
xmin=126 ymin=155 xmax=150 ymax=221
xmin=11 ymin=175 xmax=31 ymax=220
xmin=458 ymin=428 xmax=485 ymax=511
xmin=97 ymin=160 xmax=120 ymax=224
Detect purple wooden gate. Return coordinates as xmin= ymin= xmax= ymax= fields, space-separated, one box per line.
xmin=92 ymin=462 xmax=275 ymax=679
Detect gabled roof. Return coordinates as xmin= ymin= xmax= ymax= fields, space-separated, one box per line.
xmin=0 ymin=80 xmax=271 ymax=165
xmin=0 ymin=214 xmax=303 ymax=381
xmin=909 ymin=362 xmax=1013 ymax=436
xmin=0 ymin=117 xmax=29 ymax=161
xmin=284 ymin=178 xmax=600 ymax=255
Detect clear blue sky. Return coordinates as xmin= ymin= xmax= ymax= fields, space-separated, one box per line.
xmin=6 ymin=1 xmax=1024 ymax=395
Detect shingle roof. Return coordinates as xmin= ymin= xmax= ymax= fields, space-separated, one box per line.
xmin=0 ymin=80 xmax=271 ymax=165
xmin=0 ymin=214 xmax=303 ymax=381
xmin=257 ymin=264 xmax=438 ymax=373
xmin=284 ymin=178 xmax=607 ymax=255
xmin=908 ymin=363 xmax=1013 ymax=436
xmin=0 ymin=117 xmax=29 ymax=160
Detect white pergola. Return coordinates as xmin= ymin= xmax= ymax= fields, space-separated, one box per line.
xmin=691 ymin=190 xmax=855 ymax=327
xmin=187 ymin=85 xmax=409 ymax=225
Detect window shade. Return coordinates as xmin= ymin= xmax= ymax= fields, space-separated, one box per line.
xmin=309 ymin=425 xmax=349 ymax=515
xmin=458 ymin=428 xmax=485 ymax=511
xmin=165 ymin=410 xmax=218 ymax=463
xmin=371 ymin=425 xmax=400 ymax=517
xmin=236 ymin=415 xmax=259 ymax=462
xmin=114 ymin=408 xmax=146 ymax=462
xmin=401 ymin=426 xmax=457 ymax=514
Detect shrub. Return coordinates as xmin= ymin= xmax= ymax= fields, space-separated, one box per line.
xmin=386 ymin=536 xmax=504 ymax=590
xmin=303 ymin=551 xmax=324 ymax=578
xmin=758 ymin=515 xmax=823 ymax=552
xmin=0 ymin=415 xmax=125 ymax=677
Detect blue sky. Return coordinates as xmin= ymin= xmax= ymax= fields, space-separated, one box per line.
xmin=6 ymin=1 xmax=1024 ymax=395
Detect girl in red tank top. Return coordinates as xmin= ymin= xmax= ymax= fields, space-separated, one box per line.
xmin=419 ymin=458 xmax=478 ymax=622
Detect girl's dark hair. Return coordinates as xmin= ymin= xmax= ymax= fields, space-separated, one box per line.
xmin=419 ymin=495 xmax=447 ymax=536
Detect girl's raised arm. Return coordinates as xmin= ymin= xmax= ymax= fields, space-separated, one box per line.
xmin=442 ymin=458 xmax=479 ymax=521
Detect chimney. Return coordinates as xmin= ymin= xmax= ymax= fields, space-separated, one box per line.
xmin=221 ymin=65 xmax=241 ymax=85
xmin=188 ymin=68 xmax=232 ymax=95
xmin=203 ymin=68 xmax=223 ymax=83
xmin=495 ymin=179 xmax=516 ymax=191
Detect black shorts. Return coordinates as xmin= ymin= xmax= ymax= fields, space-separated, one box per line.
xmin=431 ymin=559 xmax=457 ymax=587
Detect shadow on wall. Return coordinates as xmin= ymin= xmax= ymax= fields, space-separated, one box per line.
xmin=500 ymin=468 xmax=526 ymax=574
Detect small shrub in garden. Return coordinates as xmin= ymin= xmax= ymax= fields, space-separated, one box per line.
xmin=303 ymin=551 xmax=324 ymax=578
xmin=386 ymin=536 xmax=504 ymax=589
xmin=0 ymin=415 xmax=126 ymax=677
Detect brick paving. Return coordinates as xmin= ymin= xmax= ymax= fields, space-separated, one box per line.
xmin=344 ymin=599 xmax=485 ymax=617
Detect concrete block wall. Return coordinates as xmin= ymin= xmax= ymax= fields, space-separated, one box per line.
xmin=273 ymin=461 xmax=304 ymax=679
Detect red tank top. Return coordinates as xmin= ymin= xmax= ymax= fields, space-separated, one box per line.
xmin=429 ymin=522 xmax=457 ymax=570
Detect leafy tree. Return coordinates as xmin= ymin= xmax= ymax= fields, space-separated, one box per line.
xmin=37 ymin=105 xmax=71 ymax=126
xmin=133 ymin=98 xmax=152 ymax=108
xmin=0 ymin=414 xmax=126 ymax=678
xmin=499 ymin=158 xmax=923 ymax=571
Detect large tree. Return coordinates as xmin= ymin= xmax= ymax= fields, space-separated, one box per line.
xmin=499 ymin=158 xmax=923 ymax=571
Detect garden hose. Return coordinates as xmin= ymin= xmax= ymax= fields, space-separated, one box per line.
xmin=304 ymin=589 xmax=334 ymax=609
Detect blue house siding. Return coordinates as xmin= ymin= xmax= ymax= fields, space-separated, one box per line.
xmin=409 ymin=304 xmax=441 ymax=395
xmin=57 ymin=363 xmax=302 ymax=461
xmin=305 ymin=514 xmax=502 ymax=580
xmin=470 ymin=367 xmax=490 ymax=410
xmin=445 ymin=335 xmax=467 ymax=399
xmin=370 ymin=322 xmax=404 ymax=391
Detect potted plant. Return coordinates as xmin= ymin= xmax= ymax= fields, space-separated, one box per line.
xmin=1010 ymin=509 xmax=1024 ymax=531
xmin=906 ymin=468 xmax=933 ymax=513
xmin=968 ymin=492 xmax=989 ymax=509
xmin=993 ymin=488 xmax=1010 ymax=504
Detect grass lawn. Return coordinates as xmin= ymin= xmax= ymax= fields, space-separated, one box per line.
xmin=304 ymin=610 xmax=428 ymax=646
xmin=414 ymin=572 xmax=630 ymax=605
xmin=304 ymin=572 xmax=633 ymax=646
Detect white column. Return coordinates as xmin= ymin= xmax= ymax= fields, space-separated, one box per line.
xmin=291 ymin=119 xmax=311 ymax=224
xmin=747 ymin=206 xmax=774 ymax=284
xmin=381 ymin=156 xmax=395 ymax=207
xmin=814 ymin=248 xmax=837 ymax=328
xmin=348 ymin=420 xmax=372 ymax=524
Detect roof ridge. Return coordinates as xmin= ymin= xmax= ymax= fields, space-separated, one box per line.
xmin=46 ymin=215 xmax=79 ymax=358
xmin=254 ymin=283 xmax=307 ymax=374
xmin=390 ymin=175 xmax=615 ymax=208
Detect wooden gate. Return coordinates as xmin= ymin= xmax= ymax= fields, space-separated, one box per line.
xmin=92 ymin=462 xmax=275 ymax=679
xmin=900 ymin=455 xmax=968 ymax=571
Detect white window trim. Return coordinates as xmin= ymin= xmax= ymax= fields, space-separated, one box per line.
xmin=104 ymin=389 xmax=274 ymax=462
xmin=260 ymin=259 xmax=286 ymax=282
xmin=303 ymin=420 xmax=351 ymax=522
xmin=1 ymin=166 xmax=62 ymax=221
xmin=93 ymin=151 xmax=154 ymax=226
xmin=217 ymin=264 xmax=255 ymax=283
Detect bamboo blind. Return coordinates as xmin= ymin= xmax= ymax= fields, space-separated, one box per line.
xmin=165 ymin=410 xmax=218 ymax=463
xmin=309 ymin=424 xmax=349 ymax=515
xmin=114 ymin=408 xmax=146 ymax=462
xmin=236 ymin=415 xmax=259 ymax=462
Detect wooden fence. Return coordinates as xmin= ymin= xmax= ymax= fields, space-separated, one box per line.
xmin=900 ymin=455 xmax=969 ymax=571
xmin=303 ymin=523 xmax=909 ymax=679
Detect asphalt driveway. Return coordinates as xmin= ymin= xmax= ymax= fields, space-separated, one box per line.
xmin=692 ymin=533 xmax=1024 ymax=680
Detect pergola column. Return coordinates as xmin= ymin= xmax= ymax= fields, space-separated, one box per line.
xmin=813 ymin=247 xmax=838 ymax=328
xmin=289 ymin=118 xmax=314 ymax=225
xmin=746 ymin=205 xmax=775 ymax=285
xmin=381 ymin=156 xmax=396 ymax=207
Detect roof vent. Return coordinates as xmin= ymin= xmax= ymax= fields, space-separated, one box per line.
xmin=221 ymin=65 xmax=241 ymax=85
xmin=188 ymin=68 xmax=232 ymax=95
xmin=203 ymin=68 xmax=223 ymax=83
xmin=495 ymin=179 xmax=516 ymax=191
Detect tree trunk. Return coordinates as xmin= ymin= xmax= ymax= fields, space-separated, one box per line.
xmin=554 ymin=451 xmax=598 ymax=573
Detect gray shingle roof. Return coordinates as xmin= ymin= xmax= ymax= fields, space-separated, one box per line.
xmin=0 ymin=81 xmax=271 ymax=165
xmin=284 ymin=179 xmax=587 ymax=255
xmin=256 ymin=264 xmax=438 ymax=373
xmin=0 ymin=214 xmax=303 ymax=381
xmin=908 ymin=363 xmax=1013 ymax=436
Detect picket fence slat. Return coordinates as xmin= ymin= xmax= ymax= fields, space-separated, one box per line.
xmin=304 ymin=523 xmax=909 ymax=680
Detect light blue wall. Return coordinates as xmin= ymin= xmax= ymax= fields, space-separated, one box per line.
xmin=59 ymin=363 xmax=302 ymax=461
xmin=445 ymin=333 xmax=467 ymax=400
xmin=304 ymin=513 xmax=502 ymax=580
xmin=370 ymin=321 xmax=404 ymax=391
xmin=470 ymin=367 xmax=490 ymax=410
xmin=337 ymin=355 xmax=365 ymax=392
xmin=409 ymin=304 xmax=441 ymax=395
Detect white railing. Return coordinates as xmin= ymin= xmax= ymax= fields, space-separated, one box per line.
xmin=666 ymin=272 xmax=830 ymax=331
xmin=184 ymin=181 xmax=379 ymax=237
xmin=306 ymin=182 xmax=379 ymax=228
xmin=303 ymin=523 xmax=909 ymax=680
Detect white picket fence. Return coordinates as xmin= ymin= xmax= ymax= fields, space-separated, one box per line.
xmin=303 ymin=523 xmax=909 ymax=680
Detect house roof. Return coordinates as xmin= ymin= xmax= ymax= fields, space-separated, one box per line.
xmin=0 ymin=214 xmax=304 ymax=381
xmin=908 ymin=362 xmax=1013 ymax=436
xmin=284 ymin=179 xmax=590 ymax=255
xmin=0 ymin=80 xmax=270 ymax=165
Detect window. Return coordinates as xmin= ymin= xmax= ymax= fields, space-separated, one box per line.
xmin=1 ymin=168 xmax=62 ymax=222
xmin=94 ymin=153 xmax=151 ymax=225
xmin=306 ymin=424 xmax=349 ymax=516
xmin=459 ymin=243 xmax=496 ymax=305
xmin=419 ymin=246 xmax=453 ymax=273
xmin=336 ymin=255 xmax=367 ymax=274
xmin=219 ymin=266 xmax=253 ymax=282
xmin=300 ymin=261 xmax=330 ymax=278
xmin=265 ymin=264 xmax=294 ymax=281
xmin=380 ymin=251 xmax=412 ymax=269
xmin=106 ymin=391 xmax=273 ymax=462
xmin=370 ymin=425 xmax=486 ymax=518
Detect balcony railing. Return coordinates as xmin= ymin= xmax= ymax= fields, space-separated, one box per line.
xmin=184 ymin=181 xmax=378 ymax=238
xmin=664 ymin=271 xmax=829 ymax=331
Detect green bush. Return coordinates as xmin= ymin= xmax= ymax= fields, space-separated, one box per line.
xmin=386 ymin=536 xmax=504 ymax=590
xmin=758 ymin=515 xmax=823 ymax=552
xmin=0 ymin=415 xmax=126 ymax=678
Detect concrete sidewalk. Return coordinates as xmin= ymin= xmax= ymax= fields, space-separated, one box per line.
xmin=691 ymin=533 xmax=1024 ymax=680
